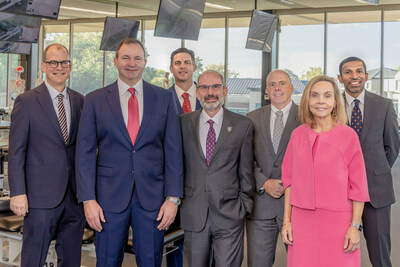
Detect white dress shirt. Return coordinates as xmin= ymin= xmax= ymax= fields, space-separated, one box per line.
xmin=199 ymin=108 xmax=224 ymax=158
xmin=118 ymin=78 xmax=144 ymax=126
xmin=174 ymin=83 xmax=197 ymax=112
xmin=270 ymin=101 xmax=293 ymax=140
xmin=344 ymin=89 xmax=365 ymax=123
xmin=46 ymin=81 xmax=71 ymax=135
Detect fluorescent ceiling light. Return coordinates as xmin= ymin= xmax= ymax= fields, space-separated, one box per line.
xmin=60 ymin=6 xmax=119 ymax=16
xmin=280 ymin=0 xmax=295 ymax=4
xmin=205 ymin=3 xmax=233 ymax=10
xmin=355 ymin=0 xmax=379 ymax=5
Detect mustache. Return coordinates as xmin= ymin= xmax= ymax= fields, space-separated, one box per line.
xmin=204 ymin=95 xmax=219 ymax=101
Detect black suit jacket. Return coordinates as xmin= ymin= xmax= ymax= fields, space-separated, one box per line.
xmin=345 ymin=90 xmax=399 ymax=208
xmin=8 ymin=82 xmax=84 ymax=208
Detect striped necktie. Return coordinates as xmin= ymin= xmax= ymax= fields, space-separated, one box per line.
xmin=57 ymin=94 xmax=68 ymax=144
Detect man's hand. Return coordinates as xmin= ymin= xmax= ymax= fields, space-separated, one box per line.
xmin=157 ymin=199 xmax=178 ymax=230
xmin=263 ymin=179 xmax=284 ymax=198
xmin=84 ymin=200 xmax=106 ymax=232
xmin=10 ymin=194 xmax=28 ymax=216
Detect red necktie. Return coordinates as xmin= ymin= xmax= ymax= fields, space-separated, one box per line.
xmin=127 ymin=88 xmax=139 ymax=145
xmin=182 ymin=93 xmax=192 ymax=113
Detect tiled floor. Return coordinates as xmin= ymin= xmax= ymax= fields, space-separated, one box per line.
xmin=1 ymin=157 xmax=400 ymax=266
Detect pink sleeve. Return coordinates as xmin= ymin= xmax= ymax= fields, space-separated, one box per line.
xmin=347 ymin=135 xmax=370 ymax=202
xmin=282 ymin=134 xmax=294 ymax=190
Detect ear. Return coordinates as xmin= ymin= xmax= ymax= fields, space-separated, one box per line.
xmin=41 ymin=61 xmax=46 ymax=73
xmin=113 ymin=56 xmax=117 ymax=67
xmin=193 ymin=63 xmax=197 ymax=72
xmin=337 ymin=75 xmax=343 ymax=84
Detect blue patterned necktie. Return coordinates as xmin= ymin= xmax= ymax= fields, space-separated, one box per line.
xmin=351 ymin=99 xmax=363 ymax=136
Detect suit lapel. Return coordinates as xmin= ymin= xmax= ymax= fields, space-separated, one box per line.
xmin=106 ymin=82 xmax=132 ymax=146
xmin=134 ymin=81 xmax=154 ymax=146
xmin=35 ymin=83 xmax=65 ymax=144
xmin=67 ymin=88 xmax=78 ymax=146
xmin=260 ymin=105 xmax=275 ymax=155
xmin=171 ymin=85 xmax=184 ymax=114
xmin=360 ymin=91 xmax=373 ymax=145
xmin=210 ymin=108 xmax=233 ymax=163
xmin=276 ymin=103 xmax=298 ymax=157
xmin=189 ymin=110 xmax=205 ymax=162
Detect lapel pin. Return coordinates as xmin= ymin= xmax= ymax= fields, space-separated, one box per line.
xmin=227 ymin=126 xmax=232 ymax=132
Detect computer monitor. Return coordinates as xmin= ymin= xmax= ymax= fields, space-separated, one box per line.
xmin=0 ymin=0 xmax=61 ymax=19
xmin=245 ymin=9 xmax=278 ymax=53
xmin=100 ymin=17 xmax=140 ymax=51
xmin=0 ymin=41 xmax=30 ymax=54
xmin=154 ymin=0 xmax=205 ymax=41
xmin=0 ymin=12 xmax=41 ymax=43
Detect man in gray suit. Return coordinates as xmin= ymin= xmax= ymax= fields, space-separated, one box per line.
xmin=246 ymin=69 xmax=301 ymax=266
xmin=180 ymin=70 xmax=255 ymax=267
xmin=338 ymin=56 xmax=399 ymax=267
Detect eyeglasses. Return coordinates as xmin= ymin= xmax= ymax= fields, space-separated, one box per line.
xmin=197 ymin=84 xmax=223 ymax=91
xmin=44 ymin=60 xmax=71 ymax=68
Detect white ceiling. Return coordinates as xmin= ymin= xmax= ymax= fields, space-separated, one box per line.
xmin=58 ymin=0 xmax=400 ymax=19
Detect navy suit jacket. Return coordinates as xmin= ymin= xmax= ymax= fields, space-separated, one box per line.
xmin=8 ymin=83 xmax=84 ymax=208
xmin=168 ymin=84 xmax=201 ymax=114
xmin=76 ymin=80 xmax=183 ymax=213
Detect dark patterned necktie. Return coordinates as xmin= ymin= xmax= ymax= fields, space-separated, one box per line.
xmin=272 ymin=111 xmax=283 ymax=153
xmin=351 ymin=99 xmax=363 ymax=136
xmin=57 ymin=94 xmax=68 ymax=144
xmin=206 ymin=120 xmax=216 ymax=165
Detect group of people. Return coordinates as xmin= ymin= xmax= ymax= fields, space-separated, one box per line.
xmin=6 ymin=37 xmax=399 ymax=267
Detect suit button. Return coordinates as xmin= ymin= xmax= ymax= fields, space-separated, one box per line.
xmin=206 ymin=171 xmax=210 ymax=175
xmin=274 ymin=164 xmax=279 ymax=168
xmin=65 ymin=168 xmax=68 ymax=171
xmin=131 ymin=170 xmax=134 ymax=174
xmin=132 ymin=150 xmax=136 ymax=154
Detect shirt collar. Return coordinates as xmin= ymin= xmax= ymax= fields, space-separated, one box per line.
xmin=271 ymin=101 xmax=293 ymax=115
xmin=175 ymin=83 xmax=197 ymax=99
xmin=118 ymin=78 xmax=143 ymax=96
xmin=345 ymin=89 xmax=365 ymax=106
xmin=45 ymin=80 xmax=68 ymax=100
xmin=200 ymin=107 xmax=224 ymax=126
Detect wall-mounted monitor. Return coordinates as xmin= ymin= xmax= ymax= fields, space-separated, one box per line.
xmin=154 ymin=0 xmax=205 ymax=41
xmin=0 ymin=41 xmax=30 ymax=54
xmin=0 ymin=12 xmax=41 ymax=43
xmin=0 ymin=0 xmax=61 ymax=20
xmin=100 ymin=17 xmax=140 ymax=51
xmin=245 ymin=10 xmax=278 ymax=53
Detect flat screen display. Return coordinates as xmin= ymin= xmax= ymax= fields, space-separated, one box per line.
xmin=245 ymin=10 xmax=278 ymax=53
xmin=0 ymin=0 xmax=61 ymax=19
xmin=0 ymin=12 xmax=41 ymax=43
xmin=154 ymin=0 xmax=205 ymax=41
xmin=0 ymin=41 xmax=30 ymax=54
xmin=100 ymin=17 xmax=140 ymax=51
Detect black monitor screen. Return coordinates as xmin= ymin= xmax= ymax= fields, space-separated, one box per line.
xmin=154 ymin=0 xmax=205 ymax=41
xmin=0 ymin=0 xmax=61 ymax=19
xmin=0 ymin=41 xmax=30 ymax=54
xmin=246 ymin=10 xmax=278 ymax=53
xmin=100 ymin=17 xmax=140 ymax=51
xmin=0 ymin=12 xmax=41 ymax=43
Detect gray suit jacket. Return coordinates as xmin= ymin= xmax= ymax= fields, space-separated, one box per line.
xmin=247 ymin=102 xmax=301 ymax=220
xmin=350 ymin=90 xmax=399 ymax=208
xmin=180 ymin=108 xmax=255 ymax=232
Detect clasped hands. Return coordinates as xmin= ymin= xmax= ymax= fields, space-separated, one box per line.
xmin=262 ymin=179 xmax=284 ymax=198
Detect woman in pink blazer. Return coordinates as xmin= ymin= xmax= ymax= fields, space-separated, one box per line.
xmin=281 ymin=75 xmax=369 ymax=267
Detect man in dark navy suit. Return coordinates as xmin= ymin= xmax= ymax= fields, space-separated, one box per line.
xmin=169 ymin=48 xmax=201 ymax=114
xmin=8 ymin=43 xmax=85 ymax=267
xmin=76 ymin=38 xmax=183 ymax=266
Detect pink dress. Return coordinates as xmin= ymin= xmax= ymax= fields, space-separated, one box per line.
xmin=282 ymin=124 xmax=370 ymax=267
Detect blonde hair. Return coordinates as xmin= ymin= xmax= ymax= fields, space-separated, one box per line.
xmin=299 ymin=75 xmax=347 ymax=126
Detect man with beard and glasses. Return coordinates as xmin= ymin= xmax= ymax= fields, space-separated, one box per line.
xmin=179 ymin=70 xmax=255 ymax=267
xmin=338 ymin=56 xmax=399 ymax=267
xmin=169 ymin=48 xmax=201 ymax=114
